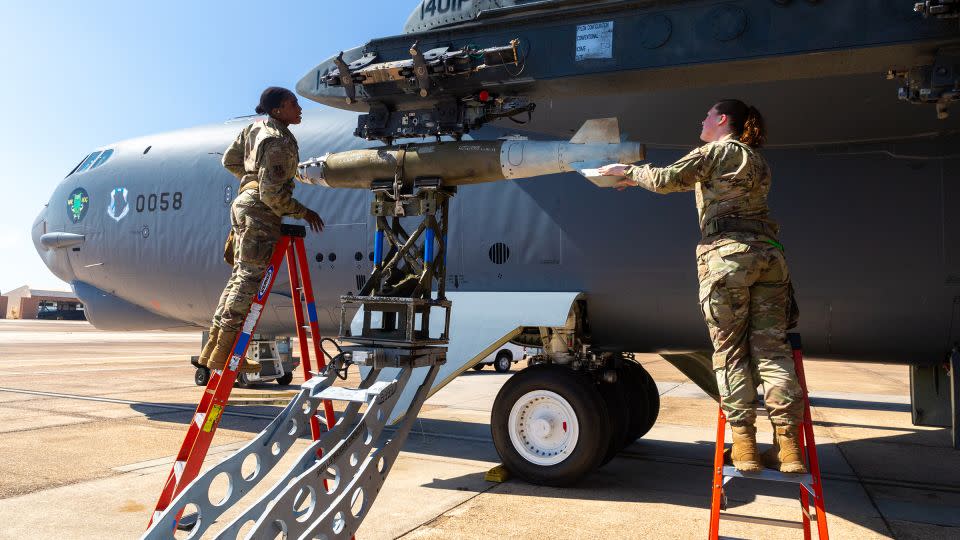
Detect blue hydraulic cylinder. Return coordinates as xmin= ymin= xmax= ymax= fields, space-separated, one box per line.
xmin=424 ymin=228 xmax=435 ymax=264
xmin=373 ymin=230 xmax=384 ymax=265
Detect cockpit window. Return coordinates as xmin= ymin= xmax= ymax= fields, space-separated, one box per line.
xmin=67 ymin=149 xmax=114 ymax=177
xmin=91 ymin=149 xmax=113 ymax=169
xmin=73 ymin=151 xmax=102 ymax=175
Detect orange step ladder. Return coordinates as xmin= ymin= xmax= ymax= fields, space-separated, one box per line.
xmin=708 ymin=333 xmax=830 ymax=539
xmin=147 ymin=224 xmax=337 ymax=531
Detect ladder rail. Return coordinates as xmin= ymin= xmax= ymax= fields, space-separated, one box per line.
xmin=707 ymin=334 xmax=830 ymax=539
xmin=148 ymin=234 xmax=293 ymax=528
xmin=286 ymin=239 xmax=322 ymax=441
xmin=793 ymin=341 xmax=829 ymax=540
xmin=708 ymin=407 xmax=727 ymax=539
xmin=143 ymin=377 xmax=329 ymax=539
xmin=290 ymin=237 xmax=338 ymax=439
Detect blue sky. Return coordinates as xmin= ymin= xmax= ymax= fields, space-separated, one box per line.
xmin=0 ymin=1 xmax=415 ymax=293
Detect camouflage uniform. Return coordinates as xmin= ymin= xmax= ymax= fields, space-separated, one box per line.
xmin=212 ymin=117 xmax=308 ymax=332
xmin=624 ymin=135 xmax=804 ymax=427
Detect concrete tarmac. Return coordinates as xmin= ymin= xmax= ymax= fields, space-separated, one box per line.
xmin=0 ymin=320 xmax=958 ymax=539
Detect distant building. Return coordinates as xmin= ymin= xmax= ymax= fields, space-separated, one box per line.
xmin=3 ymin=286 xmax=85 ymax=320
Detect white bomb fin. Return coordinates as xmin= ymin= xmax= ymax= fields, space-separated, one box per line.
xmin=570 ymin=118 xmax=621 ymax=144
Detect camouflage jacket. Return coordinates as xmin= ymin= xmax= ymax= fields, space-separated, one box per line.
xmin=624 ymin=135 xmax=780 ymax=253
xmin=222 ymin=117 xmax=307 ymax=219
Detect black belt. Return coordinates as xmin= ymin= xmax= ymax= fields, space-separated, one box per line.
xmin=702 ymin=217 xmax=779 ymax=240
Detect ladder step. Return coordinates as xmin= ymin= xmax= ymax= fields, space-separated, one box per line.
xmin=722 ymin=465 xmax=813 ymax=486
xmin=719 ymin=512 xmax=805 ymax=530
xmin=316 ymin=381 xmax=395 ymax=403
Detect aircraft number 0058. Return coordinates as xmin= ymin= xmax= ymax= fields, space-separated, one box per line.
xmin=135 ymin=192 xmax=183 ymax=213
xmin=420 ymin=0 xmax=467 ymax=19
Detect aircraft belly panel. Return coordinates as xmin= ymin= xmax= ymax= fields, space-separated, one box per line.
xmin=457 ymin=182 xmax=565 ymax=289
xmin=943 ymin=159 xmax=960 ymax=288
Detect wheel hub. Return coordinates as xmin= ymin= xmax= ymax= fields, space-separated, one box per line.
xmin=508 ymin=390 xmax=579 ymax=466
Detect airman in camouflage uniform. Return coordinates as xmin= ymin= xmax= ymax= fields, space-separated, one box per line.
xmin=599 ymin=101 xmax=807 ymax=473
xmin=200 ymin=87 xmax=323 ymax=374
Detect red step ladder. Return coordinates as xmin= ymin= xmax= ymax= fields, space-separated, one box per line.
xmin=708 ymin=333 xmax=830 ymax=539
xmin=148 ymin=224 xmax=337 ymax=530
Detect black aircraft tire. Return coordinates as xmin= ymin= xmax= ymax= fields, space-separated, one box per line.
xmin=598 ymin=379 xmax=631 ymax=466
xmin=494 ymin=352 xmax=513 ymax=373
xmin=472 ymin=363 xmax=485 ymax=371
xmin=622 ymin=360 xmax=660 ymax=442
xmin=276 ymin=372 xmax=294 ymax=386
xmin=491 ymin=364 xmax=611 ymax=486
xmin=194 ymin=367 xmax=210 ymax=387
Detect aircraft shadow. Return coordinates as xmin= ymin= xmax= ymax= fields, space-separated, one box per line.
xmin=128 ymin=394 xmax=959 ymax=535
xmin=411 ymin=417 xmax=959 ymax=536
xmin=129 ymin=402 xmax=283 ymax=434
xmin=808 ymin=396 xmax=911 ymax=413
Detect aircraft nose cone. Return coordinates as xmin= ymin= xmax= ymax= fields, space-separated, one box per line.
xmin=31 ymin=206 xmax=47 ymax=255
xmin=33 ymin=203 xmax=78 ymax=283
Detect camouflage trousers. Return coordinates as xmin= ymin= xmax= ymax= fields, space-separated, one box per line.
xmin=212 ymin=191 xmax=281 ymax=332
xmin=697 ymin=239 xmax=804 ymax=427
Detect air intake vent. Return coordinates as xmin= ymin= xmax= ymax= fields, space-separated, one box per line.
xmin=356 ymin=274 xmax=368 ymax=291
xmin=488 ymin=242 xmax=510 ymax=265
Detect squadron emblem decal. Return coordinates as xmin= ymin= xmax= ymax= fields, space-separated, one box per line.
xmin=67 ymin=188 xmax=90 ymax=223
xmin=107 ymin=187 xmax=130 ymax=222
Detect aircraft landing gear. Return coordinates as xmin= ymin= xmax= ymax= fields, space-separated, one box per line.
xmin=490 ymin=356 xmax=661 ymax=486
xmin=621 ymin=358 xmax=660 ymax=441
xmin=492 ymin=364 xmax=610 ymax=486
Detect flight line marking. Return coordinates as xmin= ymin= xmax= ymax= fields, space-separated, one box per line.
xmin=1 ymin=364 xmax=184 ymax=376
xmin=0 ymin=387 xmax=276 ymax=420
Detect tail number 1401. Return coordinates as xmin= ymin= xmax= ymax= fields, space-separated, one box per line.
xmin=420 ymin=0 xmax=467 ymax=19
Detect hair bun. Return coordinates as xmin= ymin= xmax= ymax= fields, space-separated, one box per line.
xmin=257 ymin=87 xmax=294 ymax=119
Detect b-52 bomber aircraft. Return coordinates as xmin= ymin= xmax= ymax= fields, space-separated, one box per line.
xmin=33 ymin=0 xmax=960 ymax=493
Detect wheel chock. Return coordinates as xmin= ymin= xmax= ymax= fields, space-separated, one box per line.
xmin=485 ymin=464 xmax=511 ymax=483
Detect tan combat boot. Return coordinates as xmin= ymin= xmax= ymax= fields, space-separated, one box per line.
xmin=730 ymin=424 xmax=762 ymax=472
xmin=206 ymin=329 xmax=235 ymax=371
xmin=207 ymin=329 xmax=260 ymax=374
xmin=199 ymin=326 xmax=220 ymax=368
xmin=237 ymin=354 xmax=261 ymax=374
xmin=762 ymin=424 xmax=808 ymax=474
